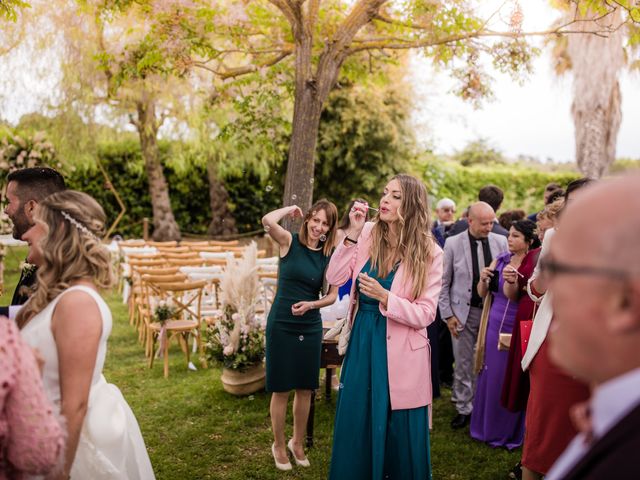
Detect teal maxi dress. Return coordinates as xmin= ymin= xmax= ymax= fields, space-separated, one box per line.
xmin=329 ymin=260 xmax=432 ymax=480
xmin=265 ymin=234 xmax=330 ymax=392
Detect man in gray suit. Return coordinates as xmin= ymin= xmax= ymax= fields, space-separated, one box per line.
xmin=439 ymin=202 xmax=509 ymax=429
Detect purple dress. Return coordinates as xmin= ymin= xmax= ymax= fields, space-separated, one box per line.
xmin=470 ymin=252 xmax=525 ymax=450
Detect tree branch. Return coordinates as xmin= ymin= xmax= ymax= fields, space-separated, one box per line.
xmin=346 ymin=19 xmax=625 ymax=55
xmin=268 ymin=0 xmax=299 ymax=30
xmin=195 ymin=49 xmax=294 ymax=80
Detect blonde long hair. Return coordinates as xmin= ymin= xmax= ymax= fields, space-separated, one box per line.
xmin=370 ymin=174 xmax=435 ymax=300
xmin=16 ymin=190 xmax=113 ymax=328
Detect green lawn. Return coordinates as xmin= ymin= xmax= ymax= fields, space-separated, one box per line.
xmin=2 ymin=246 xmax=520 ymax=479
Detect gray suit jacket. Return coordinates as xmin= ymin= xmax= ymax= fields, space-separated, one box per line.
xmin=438 ymin=231 xmax=508 ymax=325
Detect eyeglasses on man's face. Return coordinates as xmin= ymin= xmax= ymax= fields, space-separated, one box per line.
xmin=540 ymin=257 xmax=633 ymax=280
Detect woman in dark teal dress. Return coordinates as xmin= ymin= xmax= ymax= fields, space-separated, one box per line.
xmin=326 ymin=175 xmax=444 ymax=479
xmin=262 ymin=199 xmax=339 ymax=471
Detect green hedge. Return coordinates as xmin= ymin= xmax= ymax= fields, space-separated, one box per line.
xmin=66 ymin=140 xmax=205 ymax=238
xmin=65 ymin=140 xmax=282 ymax=238
xmin=64 ymin=141 xmax=582 ymax=238
xmin=419 ymin=159 xmax=581 ymax=215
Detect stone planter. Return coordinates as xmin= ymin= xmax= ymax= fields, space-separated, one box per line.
xmin=220 ymin=362 xmax=266 ymax=396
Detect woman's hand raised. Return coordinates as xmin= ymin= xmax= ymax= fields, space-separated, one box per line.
xmin=288 ymin=205 xmax=304 ymax=219
xmin=346 ymin=201 xmax=367 ymax=240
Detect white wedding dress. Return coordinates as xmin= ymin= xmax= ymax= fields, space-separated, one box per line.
xmin=21 ymin=285 xmax=156 ymax=479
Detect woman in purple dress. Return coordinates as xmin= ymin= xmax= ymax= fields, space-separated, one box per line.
xmin=470 ymin=219 xmax=538 ymax=449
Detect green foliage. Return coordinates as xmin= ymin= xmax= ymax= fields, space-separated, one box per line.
xmin=313 ymin=81 xmax=415 ymax=212
xmin=0 ymin=0 xmax=29 ymax=21
xmin=223 ymin=170 xmax=283 ymax=233
xmin=419 ymin=156 xmax=581 ymax=215
xmin=65 ymin=140 xmax=212 ymax=238
xmin=452 ymin=138 xmax=505 ymax=167
xmin=609 ymin=157 xmax=640 ymax=173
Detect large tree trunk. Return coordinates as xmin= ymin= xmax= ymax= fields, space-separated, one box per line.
xmin=135 ymin=98 xmax=181 ymax=241
xmin=282 ymin=88 xmax=324 ymax=220
xmin=568 ymin=9 xmax=623 ymax=179
xmin=206 ymin=161 xmax=237 ymax=236
xmin=280 ymin=0 xmax=385 ymax=230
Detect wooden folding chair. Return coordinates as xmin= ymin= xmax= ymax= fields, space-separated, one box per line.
xmin=163 ymin=251 xmax=200 ymax=260
xmin=147 ymin=240 xmax=178 ymax=248
xmin=208 ymin=240 xmax=239 ymax=247
xmin=157 ymin=246 xmax=191 ymax=254
xmin=166 ymin=258 xmax=205 ymax=267
xmin=181 ymin=240 xmax=211 ymax=248
xmin=119 ymin=239 xmax=147 ymax=248
xmin=135 ymin=266 xmax=181 ymax=276
xmin=144 ymin=279 xmax=208 ymax=378
xmin=188 ymin=246 xmax=224 ymax=253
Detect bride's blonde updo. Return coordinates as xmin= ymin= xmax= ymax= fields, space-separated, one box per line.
xmin=16 ymin=190 xmax=114 ymax=328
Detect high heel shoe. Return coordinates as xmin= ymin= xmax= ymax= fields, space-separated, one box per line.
xmin=271 ymin=443 xmax=292 ymax=471
xmin=287 ymin=439 xmax=310 ymax=467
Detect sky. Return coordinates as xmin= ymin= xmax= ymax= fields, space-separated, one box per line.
xmin=408 ymin=1 xmax=640 ymax=162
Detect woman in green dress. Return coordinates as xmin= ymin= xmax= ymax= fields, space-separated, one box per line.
xmin=326 ymin=175 xmax=444 ymax=479
xmin=262 ymin=199 xmax=339 ymax=471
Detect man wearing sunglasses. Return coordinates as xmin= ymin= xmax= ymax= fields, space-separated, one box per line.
xmin=545 ymin=174 xmax=640 ymax=479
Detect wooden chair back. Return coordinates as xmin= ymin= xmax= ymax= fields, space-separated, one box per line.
xmin=163 ymin=252 xmax=200 ymax=260
xmin=147 ymin=240 xmax=178 ymax=248
xmin=166 ymin=258 xmax=205 ymax=267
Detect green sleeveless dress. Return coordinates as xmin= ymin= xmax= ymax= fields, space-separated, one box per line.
xmin=265 ymin=234 xmax=331 ymax=392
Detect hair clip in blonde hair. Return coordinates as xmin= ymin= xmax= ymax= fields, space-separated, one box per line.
xmin=60 ymin=210 xmax=100 ymax=242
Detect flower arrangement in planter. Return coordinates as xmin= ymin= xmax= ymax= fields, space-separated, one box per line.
xmin=204 ymin=242 xmax=266 ymax=394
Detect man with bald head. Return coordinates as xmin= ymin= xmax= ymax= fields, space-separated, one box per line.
xmin=543 ymin=175 xmax=640 ymax=479
xmin=439 ymin=202 xmax=509 ymax=428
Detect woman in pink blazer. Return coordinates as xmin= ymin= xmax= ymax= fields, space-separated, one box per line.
xmin=327 ymin=174 xmax=443 ymax=479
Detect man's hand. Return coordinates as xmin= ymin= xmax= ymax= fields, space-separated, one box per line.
xmin=447 ymin=316 xmax=463 ymax=338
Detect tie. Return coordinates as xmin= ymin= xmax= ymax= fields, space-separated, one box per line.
xmin=477 ymin=239 xmax=486 ymax=272
xmin=569 ymin=401 xmax=594 ymax=445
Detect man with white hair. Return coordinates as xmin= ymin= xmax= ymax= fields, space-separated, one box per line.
xmin=432 ymin=198 xmax=456 ymax=247
xmin=544 ymin=174 xmax=640 ymax=479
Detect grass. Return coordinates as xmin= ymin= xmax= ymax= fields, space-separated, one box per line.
xmin=2 ymin=246 xmax=520 ymax=479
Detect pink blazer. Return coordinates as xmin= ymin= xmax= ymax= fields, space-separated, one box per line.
xmin=326 ymin=222 xmax=444 ymax=410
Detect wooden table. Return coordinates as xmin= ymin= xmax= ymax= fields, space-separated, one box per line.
xmin=306 ymin=335 xmax=344 ymax=448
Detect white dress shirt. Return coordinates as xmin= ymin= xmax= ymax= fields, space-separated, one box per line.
xmin=521 ymin=228 xmax=555 ymax=371
xmin=546 ymin=367 xmax=640 ymax=479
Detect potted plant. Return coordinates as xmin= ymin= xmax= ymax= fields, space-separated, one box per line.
xmin=204 ymin=242 xmax=266 ymax=395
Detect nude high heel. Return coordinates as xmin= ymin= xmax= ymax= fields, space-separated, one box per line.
xmin=271 ymin=443 xmax=292 ymax=471
xmin=287 ymin=439 xmax=310 ymax=467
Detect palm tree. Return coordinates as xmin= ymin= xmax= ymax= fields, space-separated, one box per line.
xmin=557 ymin=7 xmax=625 ymax=178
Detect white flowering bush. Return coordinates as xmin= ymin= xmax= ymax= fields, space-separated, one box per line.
xmin=204 ymin=242 xmax=266 ymax=371
xmin=0 ymin=131 xmax=62 ymax=235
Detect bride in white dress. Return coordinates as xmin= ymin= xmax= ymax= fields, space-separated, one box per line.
xmin=18 ymin=190 xmax=155 ymax=480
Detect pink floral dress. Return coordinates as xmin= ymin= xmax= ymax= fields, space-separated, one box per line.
xmin=0 ymin=319 xmax=65 ymax=479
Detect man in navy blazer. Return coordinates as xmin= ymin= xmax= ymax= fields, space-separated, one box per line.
xmin=439 ymin=202 xmax=508 ymax=429
xmin=546 ymin=174 xmax=640 ymax=480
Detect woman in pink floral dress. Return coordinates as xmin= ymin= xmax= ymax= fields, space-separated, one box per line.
xmin=0 ymin=319 xmax=65 ymax=479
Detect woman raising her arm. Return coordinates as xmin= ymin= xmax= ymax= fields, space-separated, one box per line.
xmin=262 ymin=200 xmax=339 ymax=471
